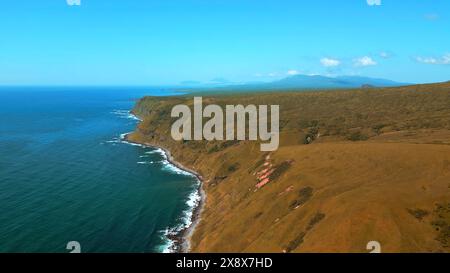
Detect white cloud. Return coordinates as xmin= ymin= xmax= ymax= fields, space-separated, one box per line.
xmin=268 ymin=72 xmax=278 ymax=77
xmin=416 ymin=54 xmax=450 ymax=65
xmin=424 ymin=13 xmax=439 ymax=21
xmin=354 ymin=56 xmax=377 ymax=67
xmin=379 ymin=52 xmax=390 ymax=59
xmin=416 ymin=57 xmax=439 ymax=64
xmin=67 ymin=0 xmax=81 ymax=6
xmin=287 ymin=70 xmax=300 ymax=76
xmin=367 ymin=0 xmax=381 ymax=6
xmin=320 ymin=58 xmax=340 ymax=67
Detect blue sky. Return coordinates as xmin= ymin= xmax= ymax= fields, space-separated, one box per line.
xmin=0 ymin=0 xmax=449 ymax=85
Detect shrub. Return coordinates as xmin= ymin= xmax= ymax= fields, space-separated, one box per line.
xmin=285 ymin=232 xmax=306 ymax=253
xmin=347 ymin=131 xmax=369 ymax=141
xmin=269 ymin=161 xmax=292 ymax=181
xmin=207 ymin=145 xmax=219 ymax=154
xmin=227 ymin=163 xmax=240 ymax=173
xmin=303 ymin=126 xmax=320 ymax=144
xmin=372 ymin=124 xmax=387 ymax=134
xmin=407 ymin=208 xmax=429 ymax=221
xmin=289 ymin=186 xmax=313 ymax=209
xmin=307 ymin=212 xmax=325 ymax=231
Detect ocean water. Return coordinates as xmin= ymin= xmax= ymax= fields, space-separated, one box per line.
xmin=0 ymin=87 xmax=200 ymax=253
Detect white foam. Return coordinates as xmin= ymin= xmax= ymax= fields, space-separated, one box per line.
xmin=159 ymin=228 xmax=177 ymax=253
xmin=161 ymin=161 xmax=194 ymax=177
xmin=115 ymin=127 xmax=202 ymax=253
xmin=186 ymin=189 xmax=201 ymax=208
xmin=117 ymin=133 xmax=147 ymax=147
xmin=143 ymin=148 xmax=165 ymax=157
xmin=157 ymin=181 xmax=201 ymax=253
xmin=111 ymin=109 xmax=142 ymax=121
xmin=102 ymin=132 xmax=139 ymax=146
xmin=119 ymin=132 xmax=130 ymax=140
xmin=137 ymin=161 xmax=157 ymax=165
xmin=181 ymin=188 xmax=201 ymax=228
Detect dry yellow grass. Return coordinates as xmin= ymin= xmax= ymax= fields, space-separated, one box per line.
xmin=128 ymin=82 xmax=450 ymax=252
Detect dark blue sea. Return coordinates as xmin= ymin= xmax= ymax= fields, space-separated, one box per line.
xmin=0 ymin=87 xmax=200 ymax=253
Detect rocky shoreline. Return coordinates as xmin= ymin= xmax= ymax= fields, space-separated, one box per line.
xmin=122 ymin=133 xmax=205 ymax=253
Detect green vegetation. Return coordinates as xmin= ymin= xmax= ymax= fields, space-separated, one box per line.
xmin=347 ymin=131 xmax=369 ymax=141
xmin=407 ymin=208 xmax=429 ymax=221
xmin=285 ymin=232 xmax=306 ymax=253
xmin=268 ymin=161 xmax=292 ymax=181
xmin=431 ymin=204 xmax=450 ymax=248
xmin=307 ymin=212 xmax=325 ymax=231
xmin=227 ymin=163 xmax=240 ymax=173
xmin=289 ymin=187 xmax=313 ymax=210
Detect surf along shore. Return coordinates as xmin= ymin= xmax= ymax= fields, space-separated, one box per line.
xmin=123 ymin=133 xmax=206 ymax=253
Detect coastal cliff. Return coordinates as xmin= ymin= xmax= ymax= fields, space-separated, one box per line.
xmin=129 ymin=82 xmax=450 ymax=252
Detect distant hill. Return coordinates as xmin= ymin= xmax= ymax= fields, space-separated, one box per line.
xmin=185 ymin=75 xmax=408 ymax=92
xmin=267 ymin=75 xmax=406 ymax=89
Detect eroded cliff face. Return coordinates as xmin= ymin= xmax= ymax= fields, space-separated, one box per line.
xmin=129 ymin=83 xmax=450 ymax=252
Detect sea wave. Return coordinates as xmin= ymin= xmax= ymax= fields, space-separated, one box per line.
xmin=159 ymin=181 xmax=201 ymax=253
xmin=101 ymin=132 xmax=135 ymax=146
xmin=118 ymin=132 xmax=201 ymax=253
xmin=136 ymin=161 xmax=158 ymax=165
xmin=111 ymin=109 xmax=142 ymax=121
xmin=147 ymin=148 xmax=167 ymax=158
xmin=183 ymin=188 xmax=201 ymax=228
xmin=161 ymin=161 xmax=196 ymax=177
xmin=158 ymin=157 xmax=201 ymax=253
xmin=159 ymin=228 xmax=177 ymax=253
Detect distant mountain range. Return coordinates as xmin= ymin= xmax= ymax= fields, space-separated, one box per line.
xmin=182 ymin=75 xmax=408 ymax=90
xmin=268 ymin=75 xmax=406 ymax=89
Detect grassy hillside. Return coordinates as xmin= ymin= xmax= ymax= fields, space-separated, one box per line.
xmin=128 ymin=82 xmax=450 ymax=252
